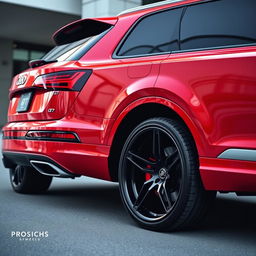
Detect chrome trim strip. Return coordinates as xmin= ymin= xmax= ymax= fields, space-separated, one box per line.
xmin=119 ymin=0 xmax=182 ymax=15
xmin=218 ymin=149 xmax=256 ymax=162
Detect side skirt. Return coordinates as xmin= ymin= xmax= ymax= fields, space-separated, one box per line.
xmin=200 ymin=157 xmax=256 ymax=192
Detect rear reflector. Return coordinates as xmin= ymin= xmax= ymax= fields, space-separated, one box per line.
xmin=32 ymin=70 xmax=92 ymax=91
xmin=3 ymin=131 xmax=27 ymax=139
xmin=26 ymin=131 xmax=80 ymax=142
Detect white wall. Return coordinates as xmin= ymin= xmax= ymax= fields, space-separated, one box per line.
xmin=0 ymin=0 xmax=82 ymax=15
xmin=82 ymin=0 xmax=141 ymax=18
xmin=0 ymin=38 xmax=13 ymax=127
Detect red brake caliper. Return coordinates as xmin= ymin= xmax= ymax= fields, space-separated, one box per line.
xmin=145 ymin=170 xmax=151 ymax=181
xmin=145 ymin=157 xmax=155 ymax=181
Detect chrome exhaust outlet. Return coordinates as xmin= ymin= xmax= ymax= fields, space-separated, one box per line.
xmin=30 ymin=160 xmax=74 ymax=178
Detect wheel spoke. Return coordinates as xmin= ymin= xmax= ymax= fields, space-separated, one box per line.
xmin=18 ymin=168 xmax=23 ymax=184
xmin=157 ymin=183 xmax=172 ymax=212
xmin=126 ymin=151 xmax=154 ymax=174
xmin=170 ymin=190 xmax=179 ymax=202
xmin=164 ymin=147 xmax=177 ymax=162
xmin=134 ymin=179 xmax=156 ymax=210
xmin=13 ymin=167 xmax=24 ymax=185
xmin=17 ymin=169 xmax=22 ymax=184
xmin=166 ymin=154 xmax=180 ymax=171
xmin=19 ymin=168 xmax=24 ymax=183
xmin=128 ymin=151 xmax=156 ymax=166
xmin=152 ymin=129 xmax=161 ymax=159
xmin=13 ymin=170 xmax=18 ymax=184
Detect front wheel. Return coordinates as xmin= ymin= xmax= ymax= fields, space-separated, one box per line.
xmin=10 ymin=165 xmax=52 ymax=194
xmin=118 ymin=117 xmax=215 ymax=231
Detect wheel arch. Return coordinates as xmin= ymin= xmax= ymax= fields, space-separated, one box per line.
xmin=108 ymin=98 xmax=206 ymax=181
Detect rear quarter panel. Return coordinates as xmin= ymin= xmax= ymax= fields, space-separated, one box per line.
xmin=155 ymin=46 xmax=256 ymax=157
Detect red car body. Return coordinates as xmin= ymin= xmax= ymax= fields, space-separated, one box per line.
xmin=2 ymin=0 xmax=256 ymax=228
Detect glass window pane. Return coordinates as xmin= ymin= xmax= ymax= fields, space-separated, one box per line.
xmin=13 ymin=49 xmax=29 ymax=61
xmin=30 ymin=51 xmax=45 ymax=60
xmin=181 ymin=0 xmax=256 ymax=51
xmin=117 ymin=8 xmax=182 ymax=57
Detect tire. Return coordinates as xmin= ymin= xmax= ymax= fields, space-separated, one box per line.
xmin=9 ymin=165 xmax=52 ymax=194
xmin=118 ymin=117 xmax=216 ymax=231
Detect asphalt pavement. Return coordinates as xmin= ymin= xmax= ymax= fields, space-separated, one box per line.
xmin=0 ymin=137 xmax=255 ymax=256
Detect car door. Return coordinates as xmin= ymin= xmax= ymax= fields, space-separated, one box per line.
xmin=155 ymin=0 xmax=256 ymax=157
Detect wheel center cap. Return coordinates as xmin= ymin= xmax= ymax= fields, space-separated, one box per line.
xmin=159 ymin=168 xmax=168 ymax=180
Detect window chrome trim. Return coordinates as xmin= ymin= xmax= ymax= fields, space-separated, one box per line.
xmin=119 ymin=0 xmax=183 ymax=16
xmin=113 ymin=51 xmax=171 ymax=59
xmin=174 ymin=43 xmax=256 ymax=55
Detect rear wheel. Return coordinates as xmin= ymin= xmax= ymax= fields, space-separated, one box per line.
xmin=118 ymin=117 xmax=216 ymax=231
xmin=10 ymin=165 xmax=52 ymax=194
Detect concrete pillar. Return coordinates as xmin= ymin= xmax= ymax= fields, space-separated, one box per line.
xmin=82 ymin=0 xmax=142 ymax=18
xmin=0 ymin=38 xmax=13 ymax=128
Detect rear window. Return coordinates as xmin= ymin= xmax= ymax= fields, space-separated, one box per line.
xmin=42 ymin=29 xmax=110 ymax=61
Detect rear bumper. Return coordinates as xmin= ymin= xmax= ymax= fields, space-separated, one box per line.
xmin=2 ymin=138 xmax=111 ymax=180
xmin=2 ymin=120 xmax=112 ymax=181
xmin=2 ymin=152 xmax=78 ymax=178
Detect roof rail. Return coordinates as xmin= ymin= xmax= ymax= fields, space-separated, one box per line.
xmin=119 ymin=0 xmax=183 ymax=15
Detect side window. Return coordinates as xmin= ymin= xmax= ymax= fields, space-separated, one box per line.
xmin=181 ymin=0 xmax=256 ymax=51
xmin=117 ymin=8 xmax=183 ymax=57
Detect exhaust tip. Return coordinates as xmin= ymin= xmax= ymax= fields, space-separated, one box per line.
xmin=30 ymin=160 xmax=74 ymax=178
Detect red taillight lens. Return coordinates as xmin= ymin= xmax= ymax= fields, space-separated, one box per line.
xmin=26 ymin=131 xmax=80 ymax=142
xmin=32 ymin=70 xmax=92 ymax=91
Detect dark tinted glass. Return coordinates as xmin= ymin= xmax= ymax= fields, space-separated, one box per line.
xmin=117 ymin=8 xmax=183 ymax=57
xmin=181 ymin=0 xmax=256 ymax=51
xmin=43 ymin=30 xmax=110 ymax=61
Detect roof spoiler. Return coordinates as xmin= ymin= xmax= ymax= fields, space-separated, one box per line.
xmin=53 ymin=17 xmax=118 ymax=46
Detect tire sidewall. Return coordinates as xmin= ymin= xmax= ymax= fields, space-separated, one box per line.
xmin=9 ymin=166 xmax=52 ymax=194
xmin=9 ymin=166 xmax=27 ymax=193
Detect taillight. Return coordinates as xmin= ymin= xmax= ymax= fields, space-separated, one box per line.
xmin=32 ymin=70 xmax=92 ymax=91
xmin=26 ymin=131 xmax=80 ymax=142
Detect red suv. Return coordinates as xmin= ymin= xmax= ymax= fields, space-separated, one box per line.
xmin=2 ymin=0 xmax=256 ymax=231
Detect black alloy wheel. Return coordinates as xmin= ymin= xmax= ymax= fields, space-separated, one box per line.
xmin=10 ymin=165 xmax=25 ymax=189
xmin=118 ymin=118 xmax=216 ymax=231
xmin=10 ymin=165 xmax=52 ymax=194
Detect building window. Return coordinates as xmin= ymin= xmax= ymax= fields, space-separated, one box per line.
xmin=13 ymin=42 xmax=51 ymax=75
xmin=142 ymin=0 xmax=163 ymax=5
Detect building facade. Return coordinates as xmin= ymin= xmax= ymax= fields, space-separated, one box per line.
xmin=0 ymin=0 xmax=161 ymax=126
